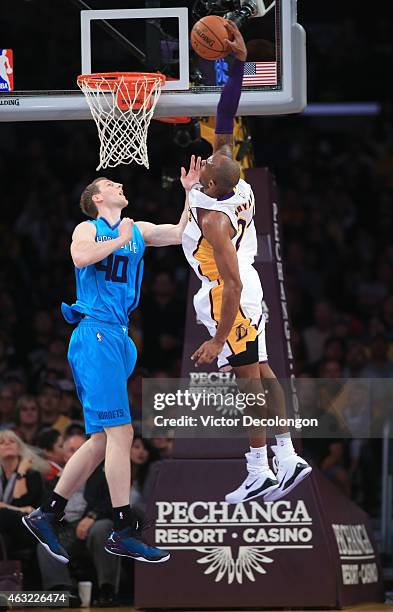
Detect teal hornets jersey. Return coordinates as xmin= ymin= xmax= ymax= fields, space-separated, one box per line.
xmin=62 ymin=217 xmax=145 ymax=326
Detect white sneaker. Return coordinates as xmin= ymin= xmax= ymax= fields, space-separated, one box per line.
xmin=264 ymin=446 xmax=312 ymax=502
xmin=225 ymin=453 xmax=279 ymax=504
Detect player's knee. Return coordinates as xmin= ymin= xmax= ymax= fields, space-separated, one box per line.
xmin=105 ymin=422 xmax=133 ymax=446
xmin=90 ymin=431 xmax=107 ymax=456
xmin=259 ymin=362 xmax=276 ymax=380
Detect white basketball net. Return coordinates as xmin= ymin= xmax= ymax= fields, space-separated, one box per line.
xmin=78 ymin=73 xmax=165 ymax=170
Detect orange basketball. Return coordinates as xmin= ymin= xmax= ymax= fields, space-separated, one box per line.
xmin=191 ymin=15 xmax=230 ymax=61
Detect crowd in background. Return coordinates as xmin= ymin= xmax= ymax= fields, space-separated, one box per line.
xmin=1 ymin=2 xmax=393 ymax=599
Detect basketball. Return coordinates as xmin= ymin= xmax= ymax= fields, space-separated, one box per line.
xmin=191 ymin=15 xmax=230 ymax=61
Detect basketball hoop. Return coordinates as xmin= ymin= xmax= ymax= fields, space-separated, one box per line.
xmin=77 ymin=72 xmax=166 ymax=170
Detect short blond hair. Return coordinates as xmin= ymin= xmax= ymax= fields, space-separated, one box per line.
xmin=79 ymin=177 xmax=108 ymax=218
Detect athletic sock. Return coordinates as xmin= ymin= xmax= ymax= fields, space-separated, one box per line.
xmin=41 ymin=492 xmax=68 ymax=516
xmin=275 ymin=432 xmax=295 ymax=457
xmin=113 ymin=505 xmax=133 ymax=531
xmin=248 ymin=445 xmax=268 ymax=468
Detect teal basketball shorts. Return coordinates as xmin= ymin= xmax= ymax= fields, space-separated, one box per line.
xmin=68 ymin=318 xmax=137 ymax=434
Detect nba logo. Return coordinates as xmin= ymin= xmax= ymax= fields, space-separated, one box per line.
xmin=0 ymin=50 xmax=14 ymax=92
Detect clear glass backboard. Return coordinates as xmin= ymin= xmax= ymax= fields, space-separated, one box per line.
xmin=0 ymin=0 xmax=305 ymax=120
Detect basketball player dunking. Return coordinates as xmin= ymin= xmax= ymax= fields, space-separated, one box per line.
xmin=23 ymin=162 xmax=200 ymax=564
xmin=182 ymin=21 xmax=312 ymax=503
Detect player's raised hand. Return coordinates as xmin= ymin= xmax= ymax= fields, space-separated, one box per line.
xmin=224 ymin=20 xmax=247 ymax=61
xmin=191 ymin=338 xmax=225 ymax=367
xmin=180 ymin=154 xmax=202 ymax=192
xmin=118 ymin=217 xmax=134 ymax=245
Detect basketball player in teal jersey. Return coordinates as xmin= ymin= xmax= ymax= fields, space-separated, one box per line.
xmin=23 ymin=161 xmax=200 ymax=564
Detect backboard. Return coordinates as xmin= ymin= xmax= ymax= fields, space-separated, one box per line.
xmin=0 ymin=0 xmax=306 ymax=121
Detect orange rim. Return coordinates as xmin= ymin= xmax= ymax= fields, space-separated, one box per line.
xmin=77 ymin=71 xmax=166 ymax=88
xmin=77 ymin=72 xmax=166 ymax=111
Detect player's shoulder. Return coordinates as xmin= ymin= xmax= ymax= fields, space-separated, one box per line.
xmin=72 ymin=220 xmax=97 ymax=241
xmin=189 ymin=185 xmax=210 ymax=205
xmin=198 ymin=208 xmax=234 ymax=238
xmin=134 ymin=220 xmax=149 ymax=234
xmin=132 ymin=221 xmax=147 ymax=242
xmin=200 ymin=208 xmax=231 ymax=225
xmin=236 ymin=178 xmax=252 ymax=193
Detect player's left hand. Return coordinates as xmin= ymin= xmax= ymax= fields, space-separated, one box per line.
xmin=191 ymin=338 xmax=225 ymax=366
xmin=224 ymin=20 xmax=247 ymax=61
xmin=180 ymin=154 xmax=202 ymax=192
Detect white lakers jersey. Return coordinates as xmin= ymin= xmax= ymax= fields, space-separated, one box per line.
xmin=182 ymin=178 xmax=266 ymax=367
xmin=182 ymin=178 xmax=257 ymax=284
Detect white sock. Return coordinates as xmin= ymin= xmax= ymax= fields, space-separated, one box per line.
xmin=248 ymin=445 xmax=268 ymax=467
xmin=275 ymin=433 xmax=295 ymax=456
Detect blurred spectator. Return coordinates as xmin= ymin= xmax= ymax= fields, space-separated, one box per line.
xmin=362 ymin=334 xmax=393 ymax=378
xmin=0 ymin=430 xmax=47 ymax=554
xmin=0 ymin=429 xmax=47 ymax=510
xmin=3 ymin=371 xmax=27 ymax=398
xmin=63 ymin=422 xmax=85 ymax=441
xmin=30 ymin=310 xmax=54 ymax=350
xmin=130 ymin=435 xmax=160 ymax=515
xmin=61 ymin=433 xmax=86 ymax=462
xmin=0 ymin=384 xmax=16 ymax=431
xmin=45 ymin=337 xmax=68 ymax=376
xmin=303 ymin=301 xmax=334 ymax=364
xmin=141 ymin=271 xmax=185 ymax=370
xmin=38 ymin=382 xmax=71 ymax=435
xmin=318 ymin=359 xmax=342 ymax=380
xmin=151 ymin=436 xmax=173 ymax=459
xmin=27 ymin=310 xmax=55 ymax=380
xmin=37 ymin=434 xmax=120 ymax=607
xmin=342 ymin=341 xmax=368 ymax=378
xmin=0 ymin=332 xmax=16 ymax=377
xmin=382 ymin=295 xmax=393 ymax=342
xmin=319 ymin=439 xmax=351 ymax=497
xmin=127 ymin=368 xmax=149 ymax=423
xmin=57 ymin=381 xmax=82 ymax=421
xmin=35 ymin=428 xmax=64 ymax=480
xmin=321 ymin=337 xmax=346 ymax=367
xmin=304 ymin=358 xmax=352 ymax=497
xmin=13 ymin=395 xmax=41 ymax=445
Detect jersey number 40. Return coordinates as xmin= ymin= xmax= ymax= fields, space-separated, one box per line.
xmin=95 ymin=254 xmax=128 ymax=283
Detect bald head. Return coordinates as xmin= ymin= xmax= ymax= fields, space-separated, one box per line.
xmin=200 ymin=154 xmax=241 ymax=197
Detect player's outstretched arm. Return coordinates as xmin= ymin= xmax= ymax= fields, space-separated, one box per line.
xmin=71 ymin=218 xmax=133 ymax=268
xmin=136 ymin=210 xmax=187 ymax=247
xmin=191 ymin=212 xmax=242 ymax=366
xmin=136 ymin=155 xmax=201 ymax=247
xmin=213 ymin=20 xmax=247 ymax=158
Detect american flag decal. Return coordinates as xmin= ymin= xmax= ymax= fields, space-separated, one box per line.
xmin=242 ymin=62 xmax=277 ymax=86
